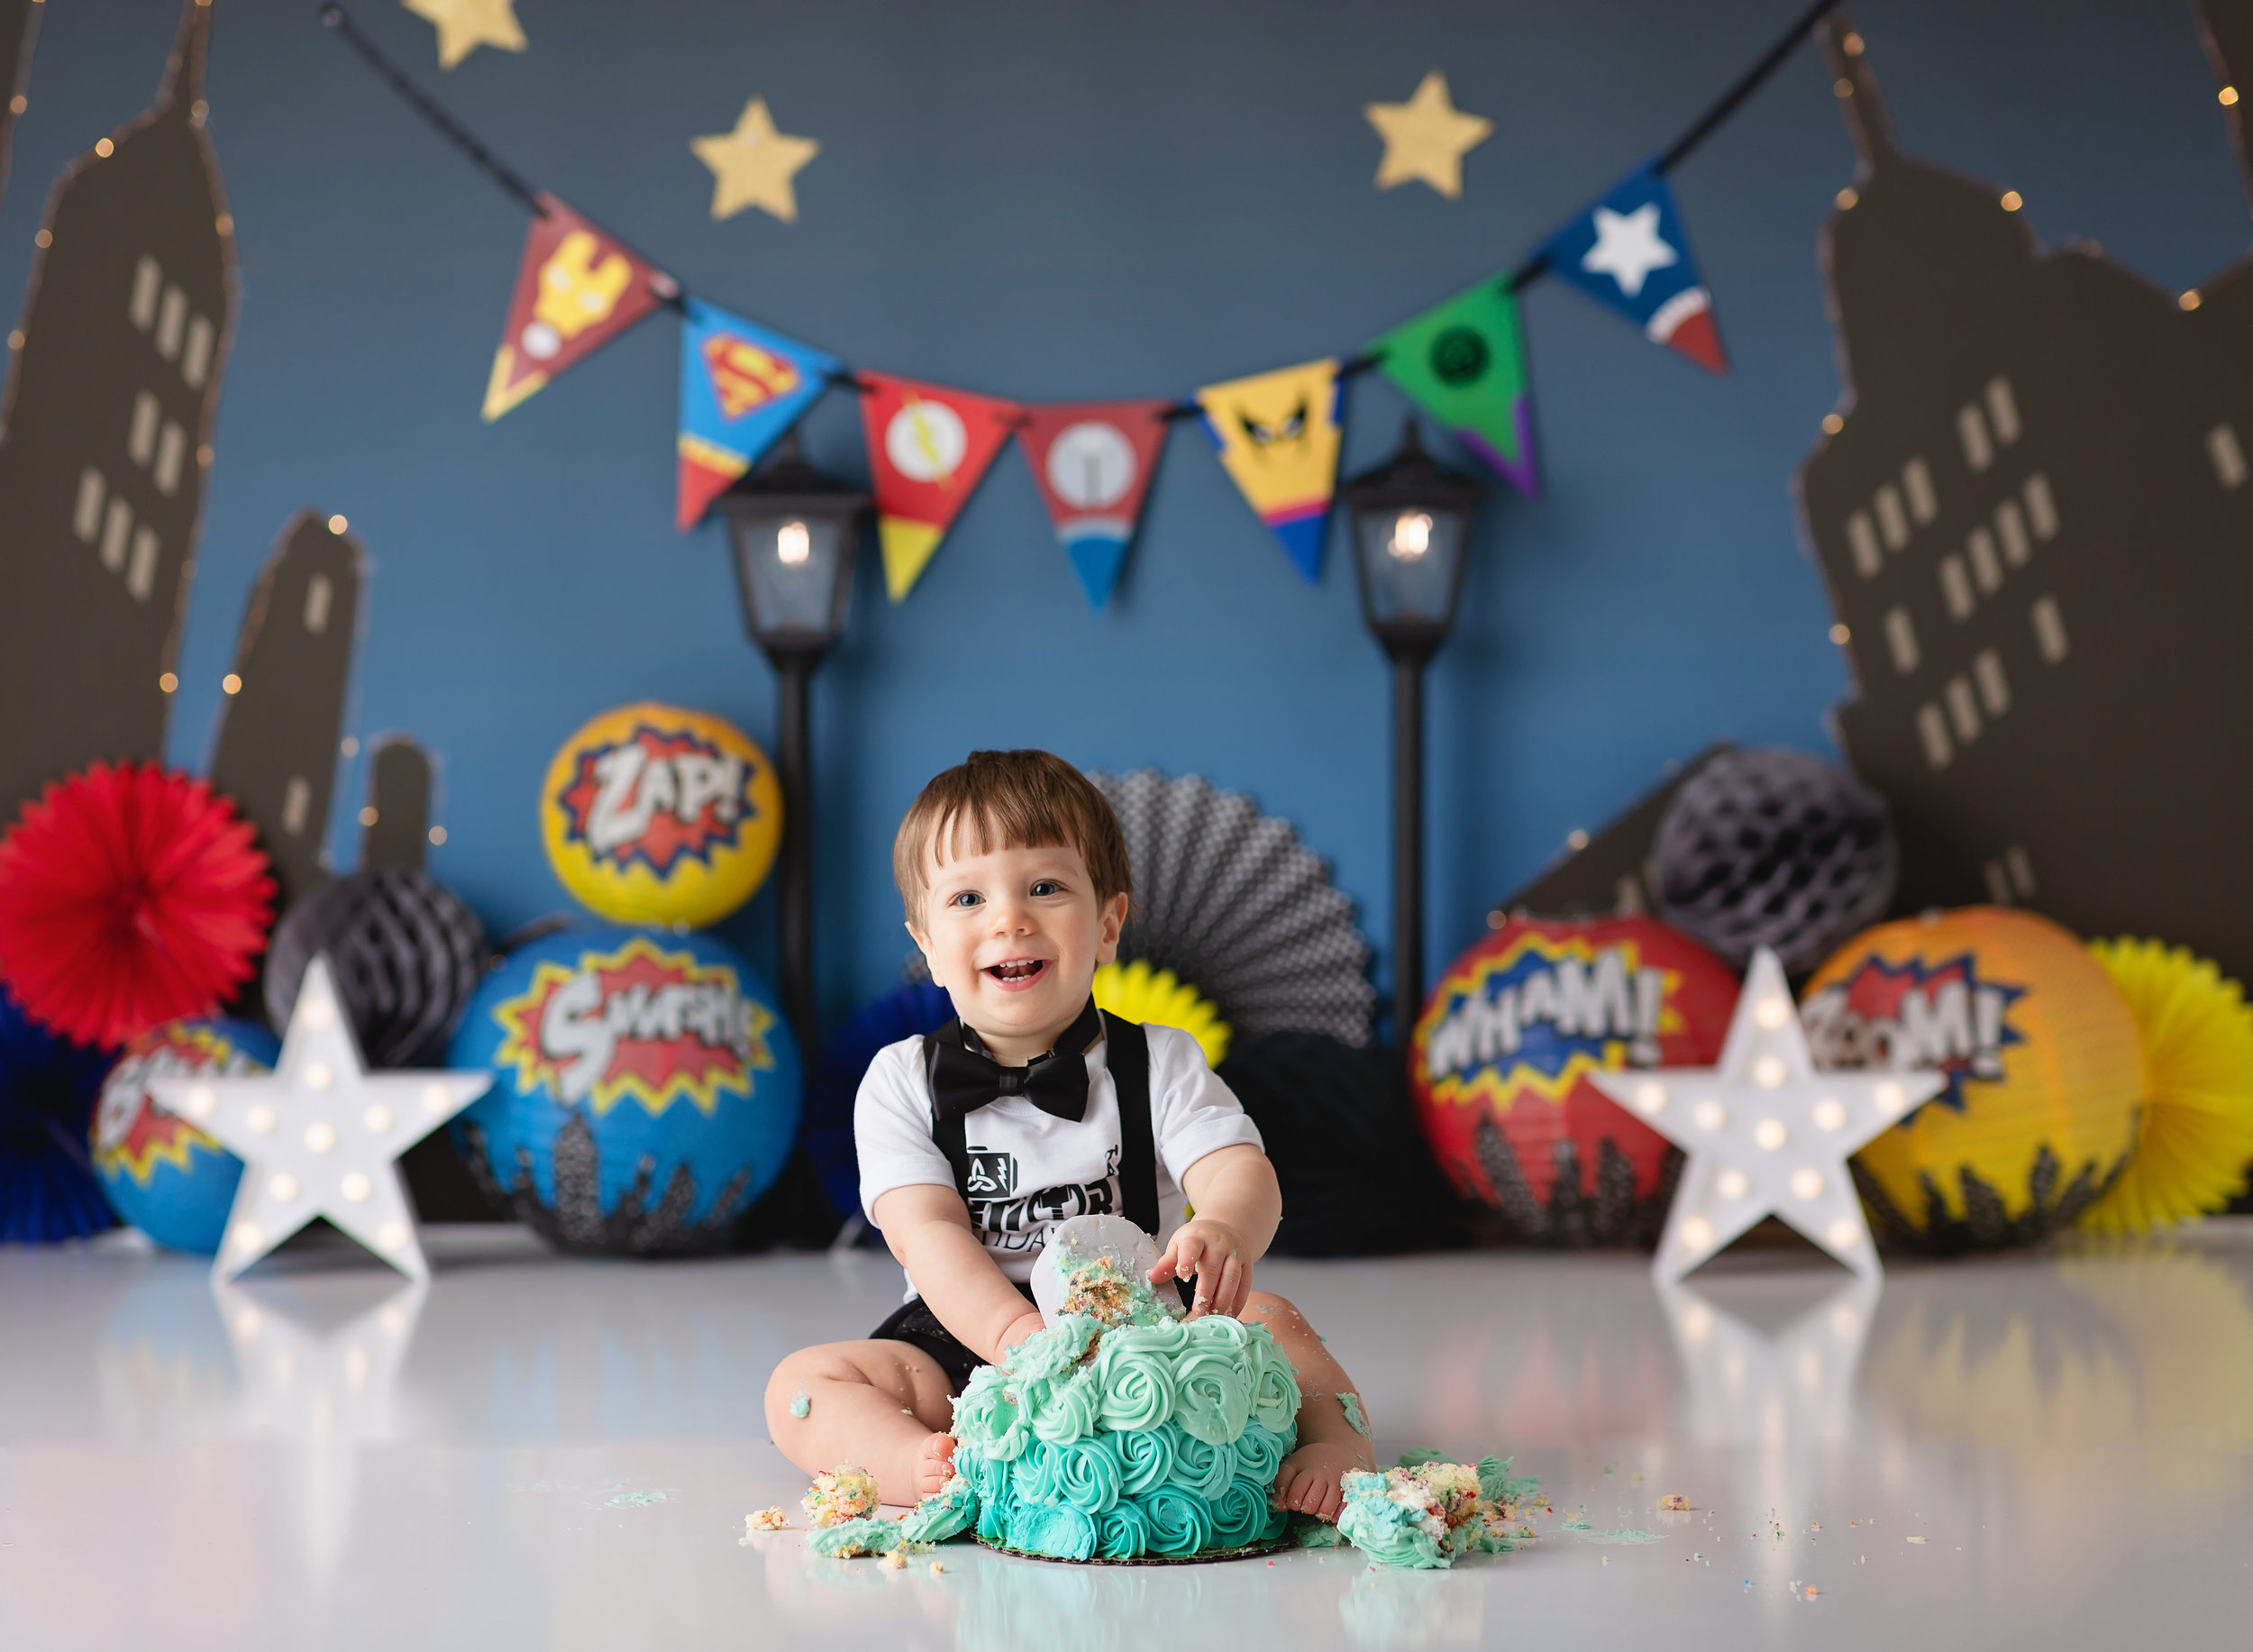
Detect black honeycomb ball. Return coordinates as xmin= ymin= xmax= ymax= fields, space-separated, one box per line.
xmin=264 ymin=868 xmax=488 ymax=1068
xmin=1652 ymin=747 xmax=1896 ymax=973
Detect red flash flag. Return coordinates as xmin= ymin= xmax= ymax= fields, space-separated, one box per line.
xmin=483 ymin=195 xmax=675 ymax=421
xmin=857 ymin=372 xmax=1019 ymax=601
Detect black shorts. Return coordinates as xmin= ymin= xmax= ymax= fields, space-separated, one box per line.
xmin=871 ymin=1277 xmax=1197 ymax=1394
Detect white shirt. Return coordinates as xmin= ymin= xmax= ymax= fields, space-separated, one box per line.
xmin=856 ymin=1022 xmax=1263 ymax=1299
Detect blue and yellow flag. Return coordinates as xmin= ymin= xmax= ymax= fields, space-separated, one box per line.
xmin=676 ymin=300 xmax=839 ymax=529
xmin=1195 ymin=359 xmax=1343 ymax=583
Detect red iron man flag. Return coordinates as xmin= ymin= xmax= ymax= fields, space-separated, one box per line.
xmin=483 ymin=195 xmax=676 ymax=422
xmin=856 ymin=372 xmax=1020 ymax=601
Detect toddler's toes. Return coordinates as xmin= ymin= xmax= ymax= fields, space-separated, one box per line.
xmin=916 ymin=1432 xmax=958 ymax=1497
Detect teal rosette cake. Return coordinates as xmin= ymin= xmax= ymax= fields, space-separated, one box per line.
xmin=949 ymin=1252 xmax=1300 ymax=1561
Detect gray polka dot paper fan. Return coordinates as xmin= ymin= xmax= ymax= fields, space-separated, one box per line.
xmin=1090 ymin=771 xmax=1374 ymax=1047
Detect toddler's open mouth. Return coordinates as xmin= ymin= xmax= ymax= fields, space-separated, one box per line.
xmin=985 ymin=958 xmax=1048 ymax=986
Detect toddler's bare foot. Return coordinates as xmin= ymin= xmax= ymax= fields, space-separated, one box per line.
xmin=1272 ymin=1440 xmax=1360 ymax=1523
xmin=916 ymin=1432 xmax=959 ymax=1500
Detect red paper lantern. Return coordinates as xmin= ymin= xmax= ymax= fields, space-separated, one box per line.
xmin=1410 ymin=915 xmax=1740 ymax=1245
xmin=0 ymin=762 xmax=276 ymax=1048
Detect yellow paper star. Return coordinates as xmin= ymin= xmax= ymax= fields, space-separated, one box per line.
xmin=691 ymin=98 xmax=820 ymax=224
xmin=1364 ymin=70 xmax=1492 ymax=199
xmin=402 ymin=0 xmax=526 ymax=71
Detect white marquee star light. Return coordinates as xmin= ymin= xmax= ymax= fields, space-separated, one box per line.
xmin=1580 ymin=201 xmax=1678 ymax=297
xmin=1591 ymin=948 xmax=1945 ymax=1282
xmin=149 ymin=956 xmax=493 ymax=1284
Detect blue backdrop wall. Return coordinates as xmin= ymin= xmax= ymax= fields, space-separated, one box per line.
xmin=3 ymin=0 xmax=2243 ymax=1041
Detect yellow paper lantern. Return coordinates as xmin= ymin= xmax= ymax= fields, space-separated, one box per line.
xmin=1091 ymin=959 xmax=1231 ymax=1068
xmin=539 ymin=702 xmax=781 ymax=928
xmin=1801 ymin=906 xmax=2141 ymax=1252
xmin=2078 ymin=938 xmax=2253 ymax=1232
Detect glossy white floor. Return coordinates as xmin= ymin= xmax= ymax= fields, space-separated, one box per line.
xmin=3 ymin=1222 xmax=2248 ymax=1651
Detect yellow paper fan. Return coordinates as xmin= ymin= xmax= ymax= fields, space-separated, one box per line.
xmin=2080 ymin=937 xmax=2253 ymax=1232
xmin=1092 ymin=959 xmax=1232 ymax=1068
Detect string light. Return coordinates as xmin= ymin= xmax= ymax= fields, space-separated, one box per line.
xmin=93 ymin=138 xmax=113 ymax=158
xmin=2181 ymin=290 xmax=2203 ymax=312
xmin=1833 ymin=78 xmax=1852 ymax=98
xmin=221 ymin=672 xmax=242 ymax=695
xmin=2223 ymin=86 xmax=2240 ymax=106
xmin=428 ymin=825 xmax=448 ymax=846
xmin=1999 ymin=190 xmax=2022 ymax=212
xmin=1834 ymin=187 xmax=1857 ymax=210
xmin=328 ymin=514 xmax=349 ymax=534
xmin=32 ymin=229 xmax=49 ymax=248
xmin=1829 ymin=622 xmax=1850 ymax=644
xmin=341 ymin=735 xmax=359 ymax=757
xmin=1566 ymin=828 xmax=1589 ymax=851
xmin=159 ymin=671 xmax=178 ymax=693
xmin=359 ymin=806 xmax=379 ymax=826
xmin=1821 ymin=412 xmax=1844 ymax=434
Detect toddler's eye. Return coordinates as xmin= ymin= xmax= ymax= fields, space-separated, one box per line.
xmin=949 ymin=891 xmax=983 ymax=908
xmin=1030 ymin=880 xmax=1062 ymax=897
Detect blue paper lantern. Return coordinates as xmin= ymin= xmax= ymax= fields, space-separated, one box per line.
xmin=89 ymin=1018 xmax=274 ymax=1255
xmin=449 ymin=925 xmax=801 ymax=1255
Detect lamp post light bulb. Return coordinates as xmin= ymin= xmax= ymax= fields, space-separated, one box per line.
xmin=776 ymin=519 xmax=812 ymax=567
xmin=1388 ymin=510 xmax=1432 ymax=561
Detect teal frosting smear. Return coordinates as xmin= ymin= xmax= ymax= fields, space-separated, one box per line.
xmin=1008 ymin=1501 xmax=1099 ymax=1560
xmin=1296 ymin=1517 xmax=1345 ymax=1547
xmin=1339 ymin=1392 xmax=1372 ymax=1438
xmin=809 ymin=1517 xmax=902 ymax=1558
xmin=1334 ymin=1456 xmax=1544 ymax=1571
xmin=898 ymin=1476 xmax=977 ymax=1546
xmin=788 ymin=1388 xmax=810 ymax=1419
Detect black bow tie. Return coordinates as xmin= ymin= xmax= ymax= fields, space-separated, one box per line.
xmin=928 ymin=999 xmax=1103 ymax=1125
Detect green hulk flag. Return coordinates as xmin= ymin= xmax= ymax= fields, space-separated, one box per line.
xmin=1369 ymin=282 xmax=1537 ymax=496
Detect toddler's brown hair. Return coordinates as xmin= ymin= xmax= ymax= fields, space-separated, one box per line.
xmin=893 ymin=750 xmax=1131 ymax=927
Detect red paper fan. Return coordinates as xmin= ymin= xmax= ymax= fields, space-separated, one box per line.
xmin=0 ymin=762 xmax=276 ymax=1048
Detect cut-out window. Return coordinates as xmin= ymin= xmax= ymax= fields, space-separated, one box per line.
xmin=1985 ymin=375 xmax=2021 ymax=444
xmin=1966 ymin=526 xmax=2002 ymax=592
xmin=73 ymin=469 xmax=105 ymax=543
xmin=304 ymin=574 xmax=333 ymax=635
xmin=1957 ymin=403 xmax=1993 ymax=472
xmin=1946 ymin=675 xmax=1982 ymax=742
xmin=1846 ymin=511 xmax=1882 ymax=578
xmin=100 ymin=497 xmax=132 ymax=573
xmin=2022 ymin=472 xmax=2057 ymax=540
xmin=1884 ymin=606 xmax=1919 ymax=674
xmin=2031 ymin=596 xmax=2068 ymax=663
xmin=129 ymin=390 xmax=159 ymax=466
xmin=129 ymin=257 xmax=161 ymax=330
xmin=1902 ymin=457 xmax=1938 ymax=524
xmin=2209 ymin=424 xmax=2247 ymax=489
xmin=281 ymin=777 xmax=311 ymax=837
xmin=153 ymin=422 xmax=186 ymax=496
xmin=126 ymin=526 xmax=159 ymax=602
xmin=155 ymin=287 xmax=187 ymax=360
xmin=1974 ymin=648 xmax=2009 ymax=715
xmin=1874 ymin=483 xmax=1910 ymax=549
xmin=1995 ymin=498 xmax=2031 ymax=567
xmin=2006 ymin=845 xmax=2036 ymax=897
xmin=1939 ymin=555 xmax=1974 ymax=619
xmin=1917 ymin=703 xmax=1953 ymax=770
xmin=182 ymin=315 xmax=214 ymax=389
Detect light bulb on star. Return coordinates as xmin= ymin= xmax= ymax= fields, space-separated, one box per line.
xmin=1591 ymin=946 xmax=1945 ymax=1282
xmin=148 ymin=954 xmax=494 ymax=1283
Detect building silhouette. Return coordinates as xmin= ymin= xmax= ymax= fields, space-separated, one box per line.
xmin=1796 ymin=6 xmax=2253 ymax=981
xmin=0 ymin=1 xmax=232 ymax=823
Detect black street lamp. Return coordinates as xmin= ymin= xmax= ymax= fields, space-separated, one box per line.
xmin=1340 ymin=418 xmax=1485 ymax=1059
xmin=718 ymin=431 xmax=868 ymax=1051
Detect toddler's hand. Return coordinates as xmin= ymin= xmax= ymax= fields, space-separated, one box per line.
xmin=1149 ymin=1218 xmax=1249 ymax=1319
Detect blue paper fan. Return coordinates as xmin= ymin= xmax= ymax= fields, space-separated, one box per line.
xmin=1 ymin=988 xmax=118 ymax=1244
xmin=806 ymin=981 xmax=955 ymax=1222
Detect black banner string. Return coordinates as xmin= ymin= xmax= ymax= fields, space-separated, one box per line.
xmin=321 ymin=0 xmax=1833 ymax=421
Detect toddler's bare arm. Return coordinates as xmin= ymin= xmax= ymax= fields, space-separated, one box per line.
xmin=874 ymin=1184 xmax=1045 ymax=1361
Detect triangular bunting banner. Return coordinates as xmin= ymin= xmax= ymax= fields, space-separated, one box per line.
xmin=1370 ymin=282 xmax=1537 ymax=496
xmin=483 ymin=194 xmax=674 ymax=421
xmin=1016 ymin=400 xmax=1173 ymax=608
xmin=857 ymin=374 xmax=1020 ymax=601
xmin=1194 ymin=359 xmax=1343 ymax=583
xmin=1537 ymin=165 xmax=1727 ymax=374
xmin=675 ymin=300 xmax=839 ymax=530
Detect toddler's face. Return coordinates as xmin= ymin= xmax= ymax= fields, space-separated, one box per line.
xmin=908 ymin=835 xmax=1127 ymax=1055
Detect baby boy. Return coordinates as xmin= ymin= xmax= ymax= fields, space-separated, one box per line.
xmin=765 ymin=749 xmax=1374 ymax=1518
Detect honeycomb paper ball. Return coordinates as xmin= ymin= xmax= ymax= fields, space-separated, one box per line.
xmin=1653 ymin=746 xmax=1897 ymax=972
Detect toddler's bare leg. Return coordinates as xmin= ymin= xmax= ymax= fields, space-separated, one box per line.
xmin=1243 ymin=1291 xmax=1375 ymax=1523
xmin=763 ymin=1339 xmax=960 ymax=1507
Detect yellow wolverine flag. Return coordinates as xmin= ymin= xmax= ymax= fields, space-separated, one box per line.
xmin=1194 ymin=358 xmax=1343 ymax=583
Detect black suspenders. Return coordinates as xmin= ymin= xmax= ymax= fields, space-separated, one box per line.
xmin=925 ymin=1011 xmax=1158 ymax=1236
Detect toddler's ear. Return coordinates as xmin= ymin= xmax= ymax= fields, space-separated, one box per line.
xmin=905 ymin=919 xmax=942 ymax=988
xmin=1095 ymin=891 xmax=1129 ymax=963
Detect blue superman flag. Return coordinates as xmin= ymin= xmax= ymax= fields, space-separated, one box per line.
xmin=676 ymin=299 xmax=839 ymax=529
xmin=1538 ymin=165 xmax=1727 ymax=374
